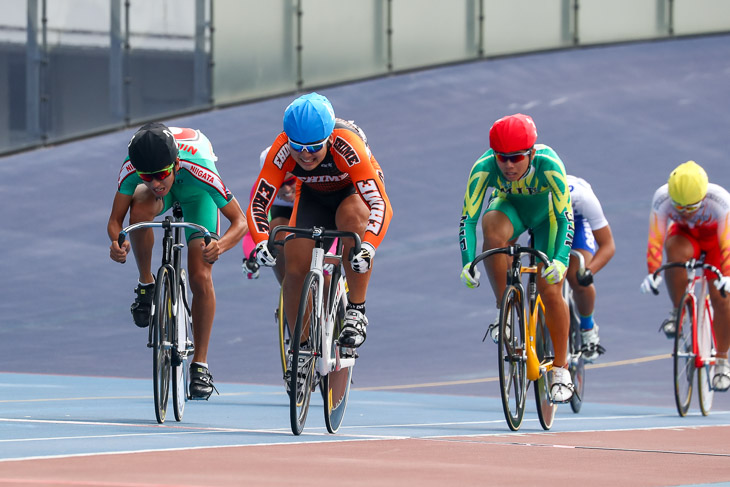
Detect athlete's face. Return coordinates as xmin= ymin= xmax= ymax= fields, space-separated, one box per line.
xmin=495 ymin=149 xmax=533 ymax=181
xmin=290 ymin=140 xmax=329 ymax=171
xmin=141 ymin=159 xmax=178 ymax=197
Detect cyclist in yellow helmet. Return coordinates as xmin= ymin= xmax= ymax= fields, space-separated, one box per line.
xmin=640 ymin=160 xmax=730 ymax=391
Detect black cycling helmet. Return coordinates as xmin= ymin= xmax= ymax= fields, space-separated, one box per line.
xmin=127 ymin=122 xmax=179 ymax=173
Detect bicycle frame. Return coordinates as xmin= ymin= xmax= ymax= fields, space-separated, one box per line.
xmin=268 ymin=225 xmax=361 ymax=377
xmin=470 ymin=243 xmax=550 ymax=381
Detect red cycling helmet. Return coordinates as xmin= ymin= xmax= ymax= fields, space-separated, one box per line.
xmin=489 ymin=113 xmax=538 ymax=153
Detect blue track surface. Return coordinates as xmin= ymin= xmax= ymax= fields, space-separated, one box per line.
xmin=1 ymin=35 xmax=730 ymax=454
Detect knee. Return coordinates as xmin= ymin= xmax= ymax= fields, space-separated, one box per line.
xmin=188 ymin=270 xmax=214 ymax=297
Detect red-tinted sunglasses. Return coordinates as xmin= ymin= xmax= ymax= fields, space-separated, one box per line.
xmin=495 ymin=148 xmax=532 ymax=163
xmin=137 ymin=162 xmax=175 ymax=182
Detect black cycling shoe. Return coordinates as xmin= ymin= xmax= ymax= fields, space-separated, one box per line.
xmin=130 ymin=282 xmax=155 ymax=328
xmin=189 ymin=363 xmax=218 ymax=400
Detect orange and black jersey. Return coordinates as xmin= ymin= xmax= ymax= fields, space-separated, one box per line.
xmin=246 ymin=119 xmax=392 ymax=250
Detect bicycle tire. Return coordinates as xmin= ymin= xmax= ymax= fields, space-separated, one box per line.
xmin=290 ymin=271 xmax=318 ymax=435
xmin=173 ymin=269 xmax=191 ymax=422
xmin=697 ymin=297 xmax=715 ymax=416
xmin=277 ymin=287 xmax=289 ymax=377
xmin=322 ymin=280 xmax=353 ymax=434
xmin=497 ymin=285 xmax=527 ymax=431
xmin=534 ymin=304 xmax=557 ymax=430
xmin=152 ymin=266 xmax=173 ymax=424
xmin=673 ymin=292 xmax=695 ymax=417
xmin=568 ymin=298 xmax=585 ymax=414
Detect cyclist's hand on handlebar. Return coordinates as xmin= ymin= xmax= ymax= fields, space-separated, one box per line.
xmin=242 ymin=258 xmax=260 ymax=279
xmin=201 ymin=239 xmax=220 ymax=264
xmin=460 ymin=263 xmax=480 ymax=289
xmin=255 ymin=241 xmax=277 ymax=267
xmin=714 ymin=275 xmax=730 ymax=294
xmin=351 ymin=242 xmax=375 ymax=273
xmin=110 ymin=240 xmax=130 ymax=264
xmin=577 ymin=268 xmax=594 ymax=287
xmin=640 ymin=273 xmax=662 ymax=294
xmin=542 ymin=260 xmax=567 ymax=284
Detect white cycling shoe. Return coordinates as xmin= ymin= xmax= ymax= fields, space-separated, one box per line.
xmin=550 ymin=366 xmax=574 ymax=403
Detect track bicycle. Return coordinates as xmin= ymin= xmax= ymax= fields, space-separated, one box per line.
xmin=470 ymin=241 xmax=566 ymax=431
xmin=267 ymin=225 xmax=360 ymax=436
xmin=118 ymin=202 xmax=210 ymax=423
xmin=244 ymin=249 xmax=289 ymax=377
xmin=650 ymin=254 xmax=725 ymax=417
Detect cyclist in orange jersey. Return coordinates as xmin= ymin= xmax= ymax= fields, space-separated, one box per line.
xmin=246 ymin=93 xmax=392 ymax=362
xmin=640 ymin=160 xmax=730 ymax=391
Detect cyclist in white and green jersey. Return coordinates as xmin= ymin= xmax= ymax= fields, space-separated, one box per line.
xmin=458 ymin=113 xmax=575 ymax=403
xmin=107 ymin=122 xmax=247 ymax=400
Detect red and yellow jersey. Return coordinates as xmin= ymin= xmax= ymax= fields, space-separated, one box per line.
xmin=246 ymin=120 xmax=392 ymax=249
xmin=647 ymin=183 xmax=730 ymax=275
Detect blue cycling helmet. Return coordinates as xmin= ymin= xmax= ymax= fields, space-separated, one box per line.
xmin=283 ymin=92 xmax=336 ymax=144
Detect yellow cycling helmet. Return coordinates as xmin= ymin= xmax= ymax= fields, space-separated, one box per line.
xmin=668 ymin=160 xmax=708 ymax=206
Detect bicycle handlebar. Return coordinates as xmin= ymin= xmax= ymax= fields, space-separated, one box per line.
xmin=118 ymin=221 xmax=212 ymax=247
xmin=652 ymin=259 xmax=726 ymax=297
xmin=267 ymin=225 xmax=362 ymax=258
xmin=469 ymin=244 xmax=550 ymax=275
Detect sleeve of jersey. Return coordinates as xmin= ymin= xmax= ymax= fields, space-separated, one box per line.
xmin=717 ymin=214 xmax=730 ymax=277
xmin=460 ymin=155 xmax=492 ymax=266
xmin=646 ymin=209 xmax=666 ymax=274
xmin=581 ymin=187 xmax=609 ymax=231
xmin=117 ymin=158 xmax=140 ymax=195
xmin=246 ymin=138 xmax=288 ymax=244
xmin=332 ymin=131 xmax=392 ymax=249
xmin=544 ymin=159 xmax=573 ymax=267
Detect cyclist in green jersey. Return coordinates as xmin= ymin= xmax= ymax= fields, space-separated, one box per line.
xmin=107 ymin=122 xmax=247 ymax=400
xmin=458 ymin=113 xmax=575 ymax=402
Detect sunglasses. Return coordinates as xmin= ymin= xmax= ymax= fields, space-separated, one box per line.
xmin=495 ymin=148 xmax=532 ymax=163
xmin=137 ymin=162 xmax=175 ymax=182
xmin=288 ymin=138 xmax=328 ymax=153
xmin=672 ymin=200 xmax=702 ymax=212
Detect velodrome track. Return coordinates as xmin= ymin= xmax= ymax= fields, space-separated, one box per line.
xmin=1 ymin=34 xmax=730 ymax=486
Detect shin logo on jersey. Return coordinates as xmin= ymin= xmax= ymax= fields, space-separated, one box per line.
xmin=357 ymin=179 xmax=385 ymax=235
xmin=251 ymin=178 xmax=277 ymax=233
xmin=272 ymin=144 xmax=290 ymax=170
xmin=459 ymin=215 xmax=468 ymax=252
xmin=333 ymin=136 xmax=360 ymax=167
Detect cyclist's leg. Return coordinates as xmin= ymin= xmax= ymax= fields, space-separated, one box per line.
xmin=481 ymin=198 xmax=522 ymax=307
xmin=336 ymin=193 xmax=371 ymax=347
xmin=128 ymin=186 xmax=168 ymax=327
xmin=703 ymin=242 xmax=730 ymax=390
xmin=665 ymin=233 xmax=696 ymax=306
xmin=180 ymin=193 xmax=220 ymax=399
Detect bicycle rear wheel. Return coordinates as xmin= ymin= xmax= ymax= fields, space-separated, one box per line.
xmin=173 ymin=269 xmax=192 ymax=422
xmin=290 ymin=271 xmax=318 ymax=436
xmin=497 ymin=285 xmax=527 ymax=431
xmin=323 ymin=284 xmax=353 ymax=434
xmin=152 ymin=267 xmax=173 ymax=424
xmin=568 ymin=298 xmax=585 ymax=414
xmin=534 ymin=305 xmax=557 ymax=430
xmin=697 ymin=298 xmax=715 ymax=416
xmin=673 ymin=292 xmax=695 ymax=417
xmin=277 ymin=286 xmax=289 ymax=376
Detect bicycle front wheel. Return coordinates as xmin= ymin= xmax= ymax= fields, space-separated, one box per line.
xmin=152 ymin=266 xmax=173 ymax=424
xmin=534 ymin=304 xmax=557 ymax=430
xmin=290 ymin=271 xmax=318 ymax=436
xmin=673 ymin=293 xmax=695 ymax=417
xmin=498 ymin=285 xmax=527 ymax=431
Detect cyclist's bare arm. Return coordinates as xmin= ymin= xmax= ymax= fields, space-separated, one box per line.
xmin=587 ymin=225 xmax=615 ymax=274
xmin=107 ymin=191 xmax=134 ymax=263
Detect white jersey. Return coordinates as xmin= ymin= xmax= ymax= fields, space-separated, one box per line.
xmin=567 ymin=175 xmax=609 ymax=231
